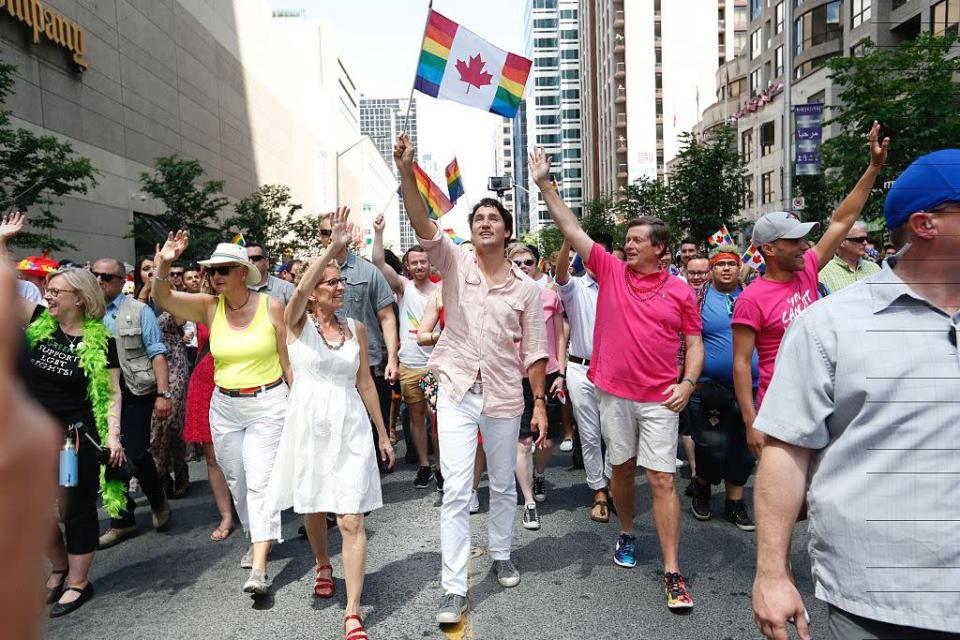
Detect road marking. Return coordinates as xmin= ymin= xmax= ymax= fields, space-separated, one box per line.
xmin=442 ymin=545 xmax=482 ymax=640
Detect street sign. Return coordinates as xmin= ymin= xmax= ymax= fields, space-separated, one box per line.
xmin=792 ymin=196 xmax=805 ymax=210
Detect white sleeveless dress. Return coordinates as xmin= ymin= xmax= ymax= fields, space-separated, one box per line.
xmin=268 ymin=317 xmax=383 ymax=515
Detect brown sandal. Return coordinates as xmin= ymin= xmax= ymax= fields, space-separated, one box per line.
xmin=590 ymin=501 xmax=610 ymax=523
xmin=210 ymin=525 xmax=233 ymax=541
xmin=344 ymin=614 xmax=369 ymax=640
xmin=314 ymin=563 xmax=335 ymax=598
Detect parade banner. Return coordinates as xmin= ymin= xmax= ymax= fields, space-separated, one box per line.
xmin=414 ymin=10 xmax=532 ymax=119
xmin=795 ymin=103 xmax=823 ymax=176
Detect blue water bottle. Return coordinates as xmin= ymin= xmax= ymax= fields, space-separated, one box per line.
xmin=59 ymin=435 xmax=78 ymax=487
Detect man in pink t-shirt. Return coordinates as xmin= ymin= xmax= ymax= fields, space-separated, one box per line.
xmin=532 ymin=148 xmax=704 ymax=611
xmin=732 ymin=125 xmax=889 ymax=461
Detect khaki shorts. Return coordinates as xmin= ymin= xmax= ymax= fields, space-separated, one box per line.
xmin=597 ymin=388 xmax=679 ymax=473
xmin=398 ymin=365 xmax=429 ymax=404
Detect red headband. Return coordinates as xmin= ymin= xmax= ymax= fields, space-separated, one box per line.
xmin=710 ymin=252 xmax=741 ymax=266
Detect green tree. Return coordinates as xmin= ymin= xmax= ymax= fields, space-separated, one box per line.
xmin=137 ymin=155 xmax=229 ymax=258
xmin=663 ymin=127 xmax=746 ymax=245
xmin=807 ymin=33 xmax=960 ymax=224
xmin=225 ymin=184 xmax=304 ymax=258
xmin=0 ymin=61 xmax=98 ymax=252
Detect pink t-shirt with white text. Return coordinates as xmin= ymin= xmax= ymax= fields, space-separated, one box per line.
xmin=587 ymin=244 xmax=701 ymax=402
xmin=731 ymin=249 xmax=820 ymax=407
xmin=542 ymin=287 xmax=563 ymax=374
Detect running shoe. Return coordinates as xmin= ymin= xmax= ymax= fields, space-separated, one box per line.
xmin=533 ymin=474 xmax=546 ymax=502
xmin=414 ymin=466 xmax=433 ymax=489
xmin=691 ymin=481 xmax=712 ymax=521
xmin=724 ymin=500 xmax=756 ymax=531
xmin=664 ymin=571 xmax=694 ymax=609
xmin=469 ymin=490 xmax=480 ymax=514
xmin=434 ymin=466 xmax=444 ymax=493
xmin=522 ymin=503 xmax=541 ymax=530
xmin=436 ymin=593 xmax=468 ymax=625
xmin=493 ymin=559 xmax=521 ymax=587
xmin=613 ymin=532 xmax=637 ymax=568
xmin=559 ymin=438 xmax=574 ymax=452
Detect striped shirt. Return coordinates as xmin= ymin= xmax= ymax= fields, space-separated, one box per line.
xmin=818 ymin=254 xmax=881 ymax=293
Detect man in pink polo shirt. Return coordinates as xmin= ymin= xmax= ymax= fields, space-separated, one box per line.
xmin=395 ymin=134 xmax=548 ymax=627
xmin=531 ymin=147 xmax=704 ymax=611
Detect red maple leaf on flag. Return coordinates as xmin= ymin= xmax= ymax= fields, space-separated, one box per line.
xmin=455 ymin=54 xmax=493 ymax=93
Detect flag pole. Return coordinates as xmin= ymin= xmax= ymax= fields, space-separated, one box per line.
xmin=401 ymin=0 xmax=433 ymax=136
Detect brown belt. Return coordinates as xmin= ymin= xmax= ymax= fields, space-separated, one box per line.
xmin=217 ymin=377 xmax=284 ymax=398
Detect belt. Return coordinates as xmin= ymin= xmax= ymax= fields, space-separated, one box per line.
xmin=217 ymin=377 xmax=284 ymax=398
xmin=568 ymin=355 xmax=591 ymax=367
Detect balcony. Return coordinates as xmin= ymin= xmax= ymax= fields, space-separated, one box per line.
xmin=616 ymin=115 xmax=627 ymax=129
xmin=719 ymin=18 xmax=726 ymax=32
xmin=614 ymin=10 xmax=624 ymax=28
xmin=614 ymin=62 xmax=626 ymax=78
xmin=614 ymin=42 xmax=625 ymax=54
xmin=617 ymin=163 xmax=628 ymax=179
xmin=616 ymin=137 xmax=628 ymax=154
xmin=615 ymin=86 xmax=626 ymax=104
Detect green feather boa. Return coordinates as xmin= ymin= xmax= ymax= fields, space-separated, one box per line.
xmin=27 ymin=311 xmax=127 ymax=517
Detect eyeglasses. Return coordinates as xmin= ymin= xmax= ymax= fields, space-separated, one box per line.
xmin=44 ymin=287 xmax=77 ymax=298
xmin=713 ymin=261 xmax=739 ymax=269
xmin=686 ymin=271 xmax=710 ymax=278
xmin=320 ymin=276 xmax=347 ymax=287
xmin=210 ymin=265 xmax=238 ymax=276
xmin=90 ymin=271 xmax=121 ymax=283
xmin=513 ymin=259 xmax=535 ymax=267
xmin=248 ymin=255 xmax=266 ymax=262
xmin=319 ymin=229 xmax=333 ymax=237
xmin=845 ymin=237 xmax=869 ymax=243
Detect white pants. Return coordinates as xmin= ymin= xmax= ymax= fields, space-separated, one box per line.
xmin=567 ymin=361 xmax=607 ymax=491
xmin=437 ymin=387 xmax=520 ymax=596
xmin=209 ymin=384 xmax=287 ymax=543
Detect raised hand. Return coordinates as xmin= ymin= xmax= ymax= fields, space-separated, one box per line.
xmin=0 ymin=211 xmax=25 ymax=243
xmin=393 ymin=133 xmax=415 ymax=170
xmin=529 ymin=147 xmax=552 ymax=188
xmin=373 ymin=213 xmax=385 ymax=234
xmin=868 ymin=120 xmax=890 ymax=169
xmin=154 ymin=230 xmax=189 ymax=266
xmin=328 ymin=206 xmax=353 ymax=250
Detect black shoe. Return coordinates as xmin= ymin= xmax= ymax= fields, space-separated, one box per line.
xmin=691 ymin=481 xmax=712 ymax=521
xmin=684 ymin=478 xmax=697 ymax=498
xmin=49 ymin=583 xmax=95 ymax=618
xmin=533 ymin=474 xmax=546 ymax=503
xmin=724 ymin=500 xmax=756 ymax=531
xmin=45 ymin=570 xmax=67 ymax=604
xmin=434 ymin=466 xmax=444 ymax=493
xmin=414 ymin=466 xmax=433 ymax=489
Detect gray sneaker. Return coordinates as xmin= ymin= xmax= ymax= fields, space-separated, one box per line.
xmin=493 ymin=559 xmax=521 ymax=588
xmin=240 ymin=546 xmax=254 ymax=569
xmin=522 ymin=503 xmax=541 ymax=530
xmin=242 ymin=568 xmax=271 ymax=595
xmin=436 ymin=593 xmax=468 ymax=624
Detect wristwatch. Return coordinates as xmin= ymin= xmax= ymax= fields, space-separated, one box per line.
xmin=157 ymin=391 xmax=172 ymax=399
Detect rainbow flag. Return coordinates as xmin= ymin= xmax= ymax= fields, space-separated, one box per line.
xmin=414 ymin=162 xmax=454 ymax=219
xmin=445 ymin=158 xmax=465 ymax=203
xmin=741 ymin=243 xmax=765 ymax=269
xmin=707 ymin=224 xmax=734 ymax=247
xmin=414 ymin=10 xmax=532 ymax=119
xmin=443 ymin=228 xmax=466 ymax=245
xmin=230 ymin=233 xmax=246 ymax=247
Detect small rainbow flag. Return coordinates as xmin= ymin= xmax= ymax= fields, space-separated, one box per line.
xmin=414 ymin=162 xmax=454 ymax=220
xmin=414 ymin=10 xmax=532 ymax=119
xmin=230 ymin=233 xmax=246 ymax=247
xmin=741 ymin=243 xmax=765 ymax=269
xmin=445 ymin=158 xmax=465 ymax=203
xmin=443 ymin=228 xmax=466 ymax=245
xmin=707 ymin=224 xmax=734 ymax=247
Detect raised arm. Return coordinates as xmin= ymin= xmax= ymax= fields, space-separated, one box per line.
xmin=371 ymin=213 xmax=405 ymax=297
xmin=394 ymin=133 xmax=438 ymax=241
xmin=152 ymin=231 xmax=216 ymax=325
xmin=813 ymin=121 xmax=889 ymax=270
xmin=285 ymin=207 xmax=352 ymax=336
xmin=0 ymin=211 xmax=25 ymax=260
xmin=530 ymin=148 xmax=594 ymax=262
xmin=554 ymin=238 xmax=573 ymax=286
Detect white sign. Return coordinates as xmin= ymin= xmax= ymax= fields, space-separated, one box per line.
xmin=792 ymin=196 xmax=806 ymax=210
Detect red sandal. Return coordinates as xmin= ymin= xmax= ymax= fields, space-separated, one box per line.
xmin=344 ymin=614 xmax=368 ymax=640
xmin=314 ymin=563 xmax=335 ymax=598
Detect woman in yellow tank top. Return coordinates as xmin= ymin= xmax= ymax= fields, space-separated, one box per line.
xmin=151 ymin=231 xmax=290 ymax=597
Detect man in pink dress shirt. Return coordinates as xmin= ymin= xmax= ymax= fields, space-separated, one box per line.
xmin=394 ymin=134 xmax=549 ymax=627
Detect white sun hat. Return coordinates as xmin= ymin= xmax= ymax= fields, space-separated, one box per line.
xmin=198 ymin=243 xmax=262 ymax=286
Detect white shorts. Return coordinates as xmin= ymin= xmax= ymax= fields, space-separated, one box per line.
xmin=597 ymin=389 xmax=679 ymax=473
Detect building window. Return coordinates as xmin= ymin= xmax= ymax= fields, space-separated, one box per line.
xmin=850 ymin=39 xmax=868 ymax=56
xmin=561 ymin=49 xmax=579 ymax=59
xmin=562 ymin=108 xmax=581 ymax=119
xmin=533 ymin=0 xmax=557 ymax=8
xmin=776 ymin=2 xmax=784 ymax=33
xmin=932 ymin=0 xmax=960 ymax=36
xmin=536 ymin=76 xmax=560 ymax=87
xmin=561 ymin=89 xmax=580 ymax=100
xmin=735 ymin=5 xmax=749 ymax=29
xmin=751 ymin=28 xmax=763 ymax=59
xmin=741 ymin=129 xmax=754 ymax=163
xmin=751 ymin=0 xmax=762 ymax=20
xmin=761 ymin=171 xmax=775 ymax=204
xmin=750 ymin=68 xmax=763 ymax=97
xmin=537 ymin=95 xmax=559 ymax=106
xmin=562 ymin=128 xmax=581 ymax=139
xmin=735 ymin=32 xmax=748 ymax=54
xmin=537 ymin=134 xmax=561 ymax=145
xmin=560 ymin=29 xmax=578 ymax=40
xmin=561 ymin=69 xmax=580 ymax=80
xmin=776 ymin=46 xmax=784 ymax=76
xmin=761 ymin=121 xmax=776 ymax=156
xmin=852 ymin=0 xmax=871 ymax=27
xmin=560 ymin=9 xmax=578 ymax=19
xmin=563 ymin=148 xmax=581 ymax=159
xmin=534 ymin=18 xmax=558 ymax=29
xmin=536 ymin=57 xmax=558 ymax=68
xmin=795 ymin=1 xmax=842 ymax=55
xmin=536 ymin=115 xmax=559 ymax=126
xmin=565 ymin=168 xmax=582 ymax=179
xmin=744 ymin=174 xmax=755 ymax=208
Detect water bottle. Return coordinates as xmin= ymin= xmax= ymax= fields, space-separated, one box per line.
xmin=59 ymin=435 xmax=78 ymax=487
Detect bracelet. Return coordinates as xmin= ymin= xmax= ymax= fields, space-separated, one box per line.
xmin=533 ymin=394 xmax=547 ymax=403
xmin=681 ymin=377 xmax=696 ymax=388
xmin=153 ymin=274 xmax=169 ymax=283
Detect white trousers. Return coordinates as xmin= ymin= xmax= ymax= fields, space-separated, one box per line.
xmin=437 ymin=387 xmax=520 ymax=596
xmin=567 ymin=361 xmax=607 ymax=491
xmin=209 ymin=384 xmax=287 ymax=543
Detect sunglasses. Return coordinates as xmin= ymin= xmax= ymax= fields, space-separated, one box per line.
xmin=845 ymin=237 xmax=869 ymax=243
xmin=248 ymin=255 xmax=267 ymax=262
xmin=513 ymin=259 xmax=535 ymax=267
xmin=320 ymin=276 xmax=347 ymax=287
xmin=169 ymin=271 xmax=185 ymax=277
xmin=91 ymin=271 xmax=121 ymax=283
xmin=319 ymin=229 xmax=333 ymax=237
xmin=210 ymin=265 xmax=238 ymax=276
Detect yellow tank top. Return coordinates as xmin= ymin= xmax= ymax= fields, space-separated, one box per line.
xmin=210 ymin=293 xmax=282 ymax=388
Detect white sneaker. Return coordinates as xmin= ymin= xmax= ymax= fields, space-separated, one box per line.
xmin=469 ymin=490 xmax=480 ymax=514
xmin=559 ymin=438 xmax=574 ymax=452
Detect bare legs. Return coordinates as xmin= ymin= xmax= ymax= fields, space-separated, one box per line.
xmin=515 ymin=438 xmax=536 ymax=505
xmin=682 ymin=435 xmax=697 ymax=479
xmin=610 ymin=460 xmax=637 ymax=534
xmin=472 ymin=446 xmax=486 ymax=492
xmin=203 ymin=442 xmax=234 ymax=537
xmin=46 ymin=530 xmax=93 ymax=605
xmin=305 ymin=512 xmax=368 ymax=629
xmin=409 ymin=400 xmax=432 ymax=468
xmin=647 ymin=469 xmax=680 ymax=574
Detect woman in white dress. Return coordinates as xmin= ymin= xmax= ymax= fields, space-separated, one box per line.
xmin=269 ymin=207 xmax=394 ymax=640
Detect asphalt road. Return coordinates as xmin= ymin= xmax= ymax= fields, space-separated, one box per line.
xmin=45 ymin=444 xmax=824 ymax=640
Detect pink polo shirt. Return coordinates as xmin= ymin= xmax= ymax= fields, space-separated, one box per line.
xmin=417 ymin=229 xmax=548 ymax=418
xmin=587 ymin=243 xmax=701 ymax=402
xmin=542 ymin=287 xmax=563 ymax=375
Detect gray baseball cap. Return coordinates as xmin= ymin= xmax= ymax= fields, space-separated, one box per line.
xmin=751 ymin=211 xmax=819 ymax=245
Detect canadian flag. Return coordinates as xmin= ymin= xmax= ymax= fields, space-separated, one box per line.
xmin=741 ymin=243 xmax=765 ymax=269
xmin=707 ymin=224 xmax=734 ymax=247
